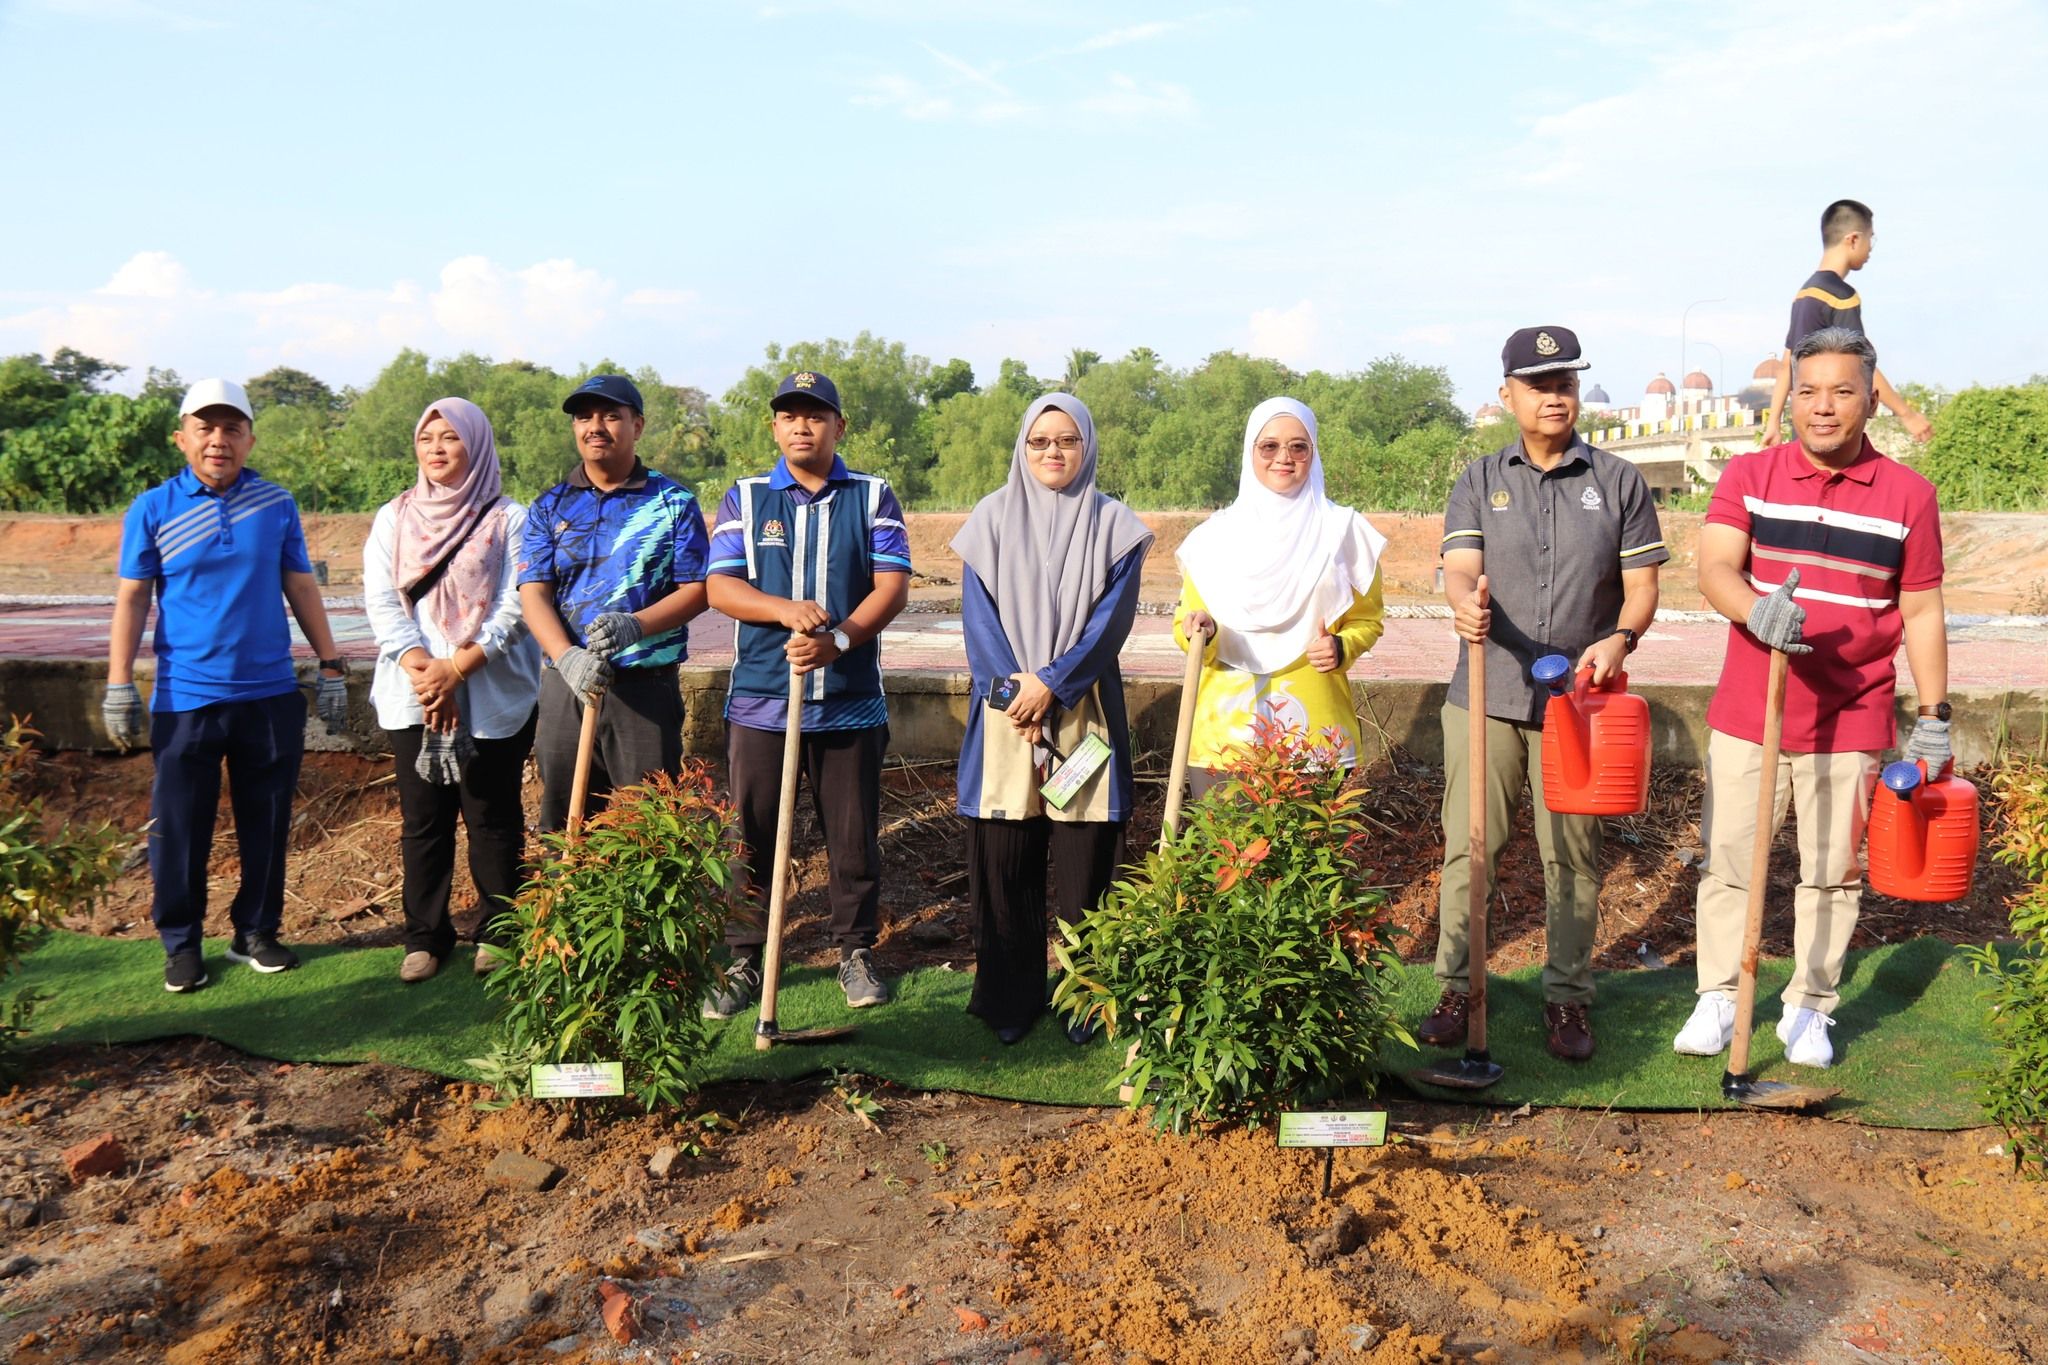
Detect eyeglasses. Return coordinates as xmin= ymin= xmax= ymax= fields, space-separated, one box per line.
xmin=1025 ymin=435 xmax=1084 ymax=453
xmin=1253 ymin=439 xmax=1313 ymax=460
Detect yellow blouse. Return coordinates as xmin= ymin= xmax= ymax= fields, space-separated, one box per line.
xmin=1171 ymin=572 xmax=1386 ymax=771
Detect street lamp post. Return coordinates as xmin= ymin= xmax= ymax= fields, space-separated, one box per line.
xmin=1689 ymin=339 xmax=1725 ymax=398
xmin=1680 ymin=296 xmax=1725 ymax=397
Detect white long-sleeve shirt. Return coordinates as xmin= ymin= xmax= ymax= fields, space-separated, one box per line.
xmin=362 ymin=501 xmax=541 ymax=739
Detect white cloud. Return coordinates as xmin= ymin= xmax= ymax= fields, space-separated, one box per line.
xmin=623 ymin=288 xmax=702 ymax=313
xmin=100 ymin=250 xmax=193 ymax=299
xmin=1077 ymin=72 xmax=1196 ymax=121
xmin=1072 ymin=20 xmax=1183 ymax=52
xmin=429 ymin=256 xmax=611 ymax=355
xmin=1248 ymin=300 xmax=1320 ymax=369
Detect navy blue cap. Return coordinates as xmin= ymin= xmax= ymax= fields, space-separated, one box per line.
xmin=1502 ymin=326 xmax=1592 ymax=378
xmin=769 ymin=370 xmax=842 ymax=415
xmin=562 ymin=374 xmax=644 ymax=415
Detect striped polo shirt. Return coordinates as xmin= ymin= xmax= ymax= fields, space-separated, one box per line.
xmin=117 ymin=466 xmax=313 ymax=712
xmin=1705 ymin=438 xmax=1944 ymax=753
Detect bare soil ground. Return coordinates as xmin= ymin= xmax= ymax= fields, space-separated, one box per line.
xmin=6 ymin=747 xmax=2044 ymax=1363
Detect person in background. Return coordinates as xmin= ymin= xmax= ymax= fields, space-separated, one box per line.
xmin=951 ymin=394 xmax=1153 ymax=1045
xmin=364 ymin=397 xmax=540 ymax=983
xmin=1172 ymin=396 xmax=1388 ymax=795
xmin=103 ymin=378 xmax=349 ymax=993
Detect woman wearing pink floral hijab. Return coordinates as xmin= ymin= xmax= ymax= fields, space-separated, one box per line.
xmin=363 ymin=397 xmax=541 ymax=982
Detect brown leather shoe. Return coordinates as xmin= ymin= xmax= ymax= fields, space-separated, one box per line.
xmin=1417 ymin=988 xmax=1470 ymax=1048
xmin=1544 ymin=1002 xmax=1595 ymax=1061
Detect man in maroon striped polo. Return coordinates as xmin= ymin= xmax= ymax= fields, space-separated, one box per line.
xmin=1674 ymin=326 xmax=1951 ymax=1071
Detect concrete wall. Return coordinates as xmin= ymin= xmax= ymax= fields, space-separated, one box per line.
xmin=7 ymin=659 xmax=2037 ymax=772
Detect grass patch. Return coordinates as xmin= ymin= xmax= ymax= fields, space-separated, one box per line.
xmin=16 ymin=931 xmax=1997 ymax=1128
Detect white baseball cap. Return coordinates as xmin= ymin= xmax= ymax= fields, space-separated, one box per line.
xmin=179 ymin=377 xmax=254 ymax=421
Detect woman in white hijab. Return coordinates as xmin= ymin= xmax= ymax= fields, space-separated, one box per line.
xmin=1174 ymin=396 xmax=1388 ymax=795
xmin=952 ymin=393 xmax=1154 ymax=1046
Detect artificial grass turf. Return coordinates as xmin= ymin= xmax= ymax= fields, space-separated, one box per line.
xmin=14 ymin=929 xmax=2002 ymax=1129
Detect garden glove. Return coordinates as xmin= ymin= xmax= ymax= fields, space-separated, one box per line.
xmin=415 ymin=719 xmax=478 ymax=786
xmin=1901 ymin=717 xmax=1952 ymax=776
xmin=584 ymin=611 xmax=643 ymax=662
xmin=315 ymin=671 xmax=350 ymax=733
xmin=554 ymin=645 xmax=613 ymax=704
xmin=102 ymin=683 xmax=145 ymax=750
xmin=1745 ymin=568 xmax=1813 ymax=655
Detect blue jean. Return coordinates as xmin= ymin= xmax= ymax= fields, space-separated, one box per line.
xmin=148 ymin=689 xmax=306 ymax=956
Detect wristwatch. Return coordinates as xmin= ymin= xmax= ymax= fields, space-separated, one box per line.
xmin=1612 ymin=628 xmax=1639 ymax=654
xmin=1918 ymin=701 xmax=1952 ymax=722
xmin=318 ymin=656 xmax=346 ymax=674
xmin=830 ymin=628 xmax=852 ymax=655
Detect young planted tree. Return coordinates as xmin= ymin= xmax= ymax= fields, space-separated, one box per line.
xmin=1968 ymin=762 xmax=2048 ymax=1176
xmin=1054 ymin=721 xmax=1410 ymax=1132
xmin=479 ymin=767 xmax=739 ymax=1112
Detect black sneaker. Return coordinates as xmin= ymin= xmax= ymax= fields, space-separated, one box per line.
xmin=226 ymin=933 xmax=299 ymax=974
xmin=164 ymin=950 xmax=208 ymax=994
xmin=701 ymin=956 xmax=762 ymax=1020
xmin=838 ymin=948 xmax=890 ymax=1009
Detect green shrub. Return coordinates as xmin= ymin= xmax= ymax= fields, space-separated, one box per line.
xmin=1053 ymin=719 xmax=1410 ymax=1132
xmin=1919 ymin=384 xmax=2048 ymax=511
xmin=1967 ymin=761 xmax=2048 ymax=1176
xmin=0 ymin=719 xmax=126 ymax=1070
xmin=480 ymin=766 xmax=737 ymax=1112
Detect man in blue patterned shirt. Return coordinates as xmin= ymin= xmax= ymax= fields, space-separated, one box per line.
xmin=701 ymin=371 xmax=912 ymax=1016
xmin=518 ymin=374 xmax=711 ymax=832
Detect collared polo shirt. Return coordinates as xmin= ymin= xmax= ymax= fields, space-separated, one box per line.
xmin=117 ymin=466 xmax=312 ymax=712
xmin=1441 ymin=437 xmax=1670 ymax=724
xmin=1704 ymin=438 xmax=1943 ymax=753
xmin=1786 ymin=269 xmax=1864 ymax=349
xmin=517 ymin=459 xmax=710 ymax=669
xmin=708 ymin=454 xmax=912 ymax=732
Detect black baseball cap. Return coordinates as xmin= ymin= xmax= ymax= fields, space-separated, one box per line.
xmin=769 ymin=370 xmax=842 ymax=415
xmin=1502 ymin=327 xmax=1592 ymax=378
xmin=562 ymin=374 xmax=645 ymax=415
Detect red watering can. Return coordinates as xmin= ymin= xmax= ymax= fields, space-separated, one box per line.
xmin=1865 ymin=760 xmax=1977 ymax=902
xmin=1532 ymin=653 xmax=1650 ymax=816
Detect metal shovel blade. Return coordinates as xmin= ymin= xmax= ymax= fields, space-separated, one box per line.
xmin=754 ymin=1019 xmax=860 ymax=1050
xmin=1411 ymin=1049 xmax=1506 ymax=1091
xmin=1721 ymin=1070 xmax=1838 ymax=1111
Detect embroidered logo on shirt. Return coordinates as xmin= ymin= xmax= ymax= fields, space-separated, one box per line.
xmin=759 ymin=518 xmax=788 ymax=547
xmin=1535 ymin=332 xmax=1560 ymax=356
xmin=1490 ymin=490 xmax=1511 ymax=509
xmin=1580 ymin=487 xmax=1604 ymax=510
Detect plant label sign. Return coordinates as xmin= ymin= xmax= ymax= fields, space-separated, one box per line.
xmin=530 ymin=1062 xmax=626 ymax=1099
xmin=1276 ymin=1111 xmax=1388 ymax=1148
xmin=1041 ymin=733 xmax=1113 ymax=810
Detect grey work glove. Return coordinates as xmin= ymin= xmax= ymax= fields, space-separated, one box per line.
xmin=315 ymin=672 xmax=349 ymax=733
xmin=554 ymin=645 xmax=613 ymax=703
xmin=102 ymin=683 xmax=145 ymax=750
xmin=1901 ymin=717 xmax=1953 ymax=776
xmin=584 ymin=611 xmax=644 ymax=662
xmin=415 ymin=721 xmax=478 ymax=786
xmin=1745 ymin=567 xmax=1813 ymax=655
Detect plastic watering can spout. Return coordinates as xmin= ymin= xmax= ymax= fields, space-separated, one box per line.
xmin=1880 ymin=759 xmax=1929 ymax=881
xmin=1532 ymin=654 xmax=1591 ymax=790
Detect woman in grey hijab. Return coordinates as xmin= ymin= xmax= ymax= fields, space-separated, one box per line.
xmin=951 ymin=393 xmax=1154 ymax=1045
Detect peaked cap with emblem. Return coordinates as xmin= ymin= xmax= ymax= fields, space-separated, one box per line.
xmin=770 ymin=369 xmax=843 ymax=414
xmin=1502 ymin=326 xmax=1592 ymax=377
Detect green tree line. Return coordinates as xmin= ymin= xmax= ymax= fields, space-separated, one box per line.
xmin=4 ymin=343 xmax=2045 ymax=516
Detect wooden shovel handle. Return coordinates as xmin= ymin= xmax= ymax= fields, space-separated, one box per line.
xmin=1729 ymin=649 xmax=1790 ymax=1078
xmin=565 ymin=696 xmax=602 ymax=839
xmin=755 ymin=660 xmax=807 ymax=1050
xmin=1158 ymin=624 xmax=1208 ymax=847
xmin=1466 ymin=639 xmax=1490 ymax=1054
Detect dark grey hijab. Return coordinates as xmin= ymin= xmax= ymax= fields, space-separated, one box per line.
xmin=951 ymin=393 xmax=1153 ymax=672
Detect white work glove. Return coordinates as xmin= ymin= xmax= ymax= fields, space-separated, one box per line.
xmin=584 ymin=611 xmax=644 ymax=662
xmin=1901 ymin=718 xmax=1952 ymax=776
xmin=554 ymin=645 xmax=613 ymax=704
xmin=102 ymin=683 xmax=145 ymax=750
xmin=1746 ymin=568 xmax=1813 ymax=655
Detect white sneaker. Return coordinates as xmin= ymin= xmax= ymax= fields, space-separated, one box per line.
xmin=1777 ymin=1006 xmax=1835 ymax=1068
xmin=1672 ymin=992 xmax=1737 ymax=1056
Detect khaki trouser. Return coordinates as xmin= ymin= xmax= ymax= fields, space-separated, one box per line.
xmin=1694 ymin=729 xmax=1879 ymax=1015
xmin=1434 ymin=702 xmax=1603 ymax=1005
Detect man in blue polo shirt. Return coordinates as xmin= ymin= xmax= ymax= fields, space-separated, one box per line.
xmin=701 ymin=371 xmax=912 ymax=1017
xmin=103 ymin=378 xmax=350 ymax=993
xmin=518 ymin=374 xmax=710 ymax=832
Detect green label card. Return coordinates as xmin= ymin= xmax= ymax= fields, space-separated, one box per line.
xmin=1041 ymin=732 xmax=1113 ymax=810
xmin=1276 ymin=1111 xmax=1388 ymax=1148
xmin=530 ymin=1062 xmax=625 ymax=1099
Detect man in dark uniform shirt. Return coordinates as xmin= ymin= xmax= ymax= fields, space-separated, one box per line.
xmin=1762 ymin=199 xmax=1931 ymax=446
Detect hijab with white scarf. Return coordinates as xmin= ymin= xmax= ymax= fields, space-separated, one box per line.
xmin=1176 ymin=396 xmax=1387 ymax=675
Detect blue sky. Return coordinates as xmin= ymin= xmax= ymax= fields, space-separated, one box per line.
xmin=2 ymin=0 xmax=2042 ymax=414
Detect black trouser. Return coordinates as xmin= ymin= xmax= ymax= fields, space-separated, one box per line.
xmin=965 ymin=817 xmax=1127 ymax=1032
xmin=148 ymin=690 xmax=306 ymax=957
xmin=534 ymin=664 xmax=683 ymax=833
xmin=386 ymin=709 xmax=536 ymax=957
xmin=726 ymin=722 xmax=887 ymax=953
